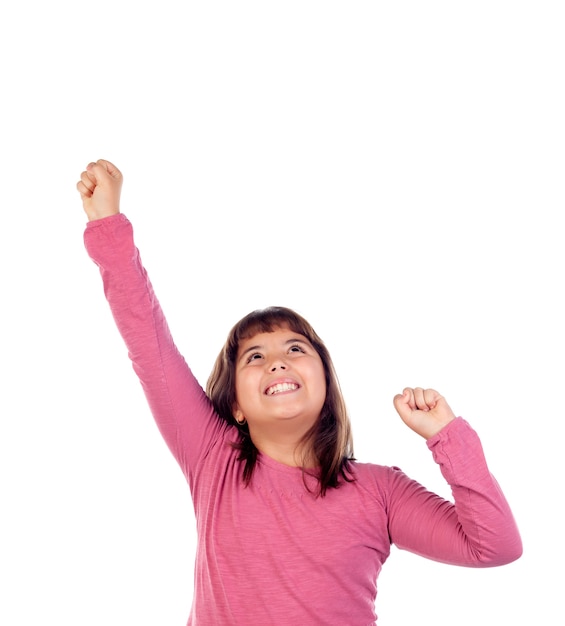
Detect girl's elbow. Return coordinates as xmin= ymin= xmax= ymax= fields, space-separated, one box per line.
xmin=480 ymin=536 xmax=523 ymax=567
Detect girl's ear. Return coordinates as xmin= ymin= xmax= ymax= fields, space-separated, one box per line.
xmin=233 ymin=405 xmax=246 ymax=425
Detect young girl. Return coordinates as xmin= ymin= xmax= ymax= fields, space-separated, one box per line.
xmin=77 ymin=159 xmax=522 ymax=625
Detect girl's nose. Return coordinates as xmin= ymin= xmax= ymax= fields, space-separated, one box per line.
xmin=270 ymin=361 xmax=287 ymax=372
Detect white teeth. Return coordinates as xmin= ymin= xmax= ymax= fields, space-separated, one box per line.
xmin=267 ymin=382 xmax=298 ymax=395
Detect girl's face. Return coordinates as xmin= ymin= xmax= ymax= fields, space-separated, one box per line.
xmin=233 ymin=325 xmax=327 ymax=436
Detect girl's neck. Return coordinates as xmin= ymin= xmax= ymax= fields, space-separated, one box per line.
xmin=251 ymin=430 xmax=317 ymax=469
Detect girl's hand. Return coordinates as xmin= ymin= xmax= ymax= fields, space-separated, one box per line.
xmin=393 ymin=387 xmax=456 ymax=440
xmin=77 ymin=159 xmax=123 ymax=221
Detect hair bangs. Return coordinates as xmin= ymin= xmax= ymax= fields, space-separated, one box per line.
xmin=227 ymin=307 xmax=320 ymax=362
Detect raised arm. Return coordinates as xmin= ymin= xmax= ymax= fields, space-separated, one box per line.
xmin=388 ymin=388 xmax=522 ymax=567
xmin=77 ymin=160 xmax=227 ymax=487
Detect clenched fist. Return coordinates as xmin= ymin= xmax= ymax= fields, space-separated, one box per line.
xmin=77 ymin=159 xmax=123 ymax=221
xmin=393 ymin=387 xmax=456 ymax=439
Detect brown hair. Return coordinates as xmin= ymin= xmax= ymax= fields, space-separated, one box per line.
xmin=206 ymin=306 xmax=355 ymax=496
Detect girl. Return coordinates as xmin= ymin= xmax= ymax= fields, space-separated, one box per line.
xmin=77 ymin=159 xmax=522 ymax=625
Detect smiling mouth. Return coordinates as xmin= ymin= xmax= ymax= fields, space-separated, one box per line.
xmin=266 ymin=382 xmax=299 ymax=396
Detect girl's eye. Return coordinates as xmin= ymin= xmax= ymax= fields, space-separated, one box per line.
xmin=289 ymin=344 xmax=305 ymax=353
xmin=246 ymin=352 xmax=263 ymax=363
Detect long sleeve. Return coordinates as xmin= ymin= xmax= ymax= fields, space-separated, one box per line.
xmin=387 ymin=417 xmax=522 ymax=567
xmin=83 ymin=213 xmax=229 ymax=488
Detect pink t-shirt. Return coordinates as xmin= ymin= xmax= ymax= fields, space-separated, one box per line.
xmin=85 ymin=214 xmax=522 ymax=625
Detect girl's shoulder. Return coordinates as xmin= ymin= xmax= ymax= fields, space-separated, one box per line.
xmin=347 ymin=460 xmax=406 ymax=503
xmin=350 ymin=460 xmax=400 ymax=479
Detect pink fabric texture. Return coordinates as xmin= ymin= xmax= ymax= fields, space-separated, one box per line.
xmin=84 ymin=213 xmax=522 ymax=625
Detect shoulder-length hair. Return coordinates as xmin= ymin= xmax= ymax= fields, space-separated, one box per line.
xmin=206 ymin=306 xmax=355 ymax=497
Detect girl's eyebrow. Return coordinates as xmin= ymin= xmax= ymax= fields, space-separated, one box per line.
xmin=285 ymin=337 xmax=311 ymax=347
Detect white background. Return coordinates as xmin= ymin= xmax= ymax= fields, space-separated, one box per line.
xmin=1 ymin=1 xmax=563 ymax=624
